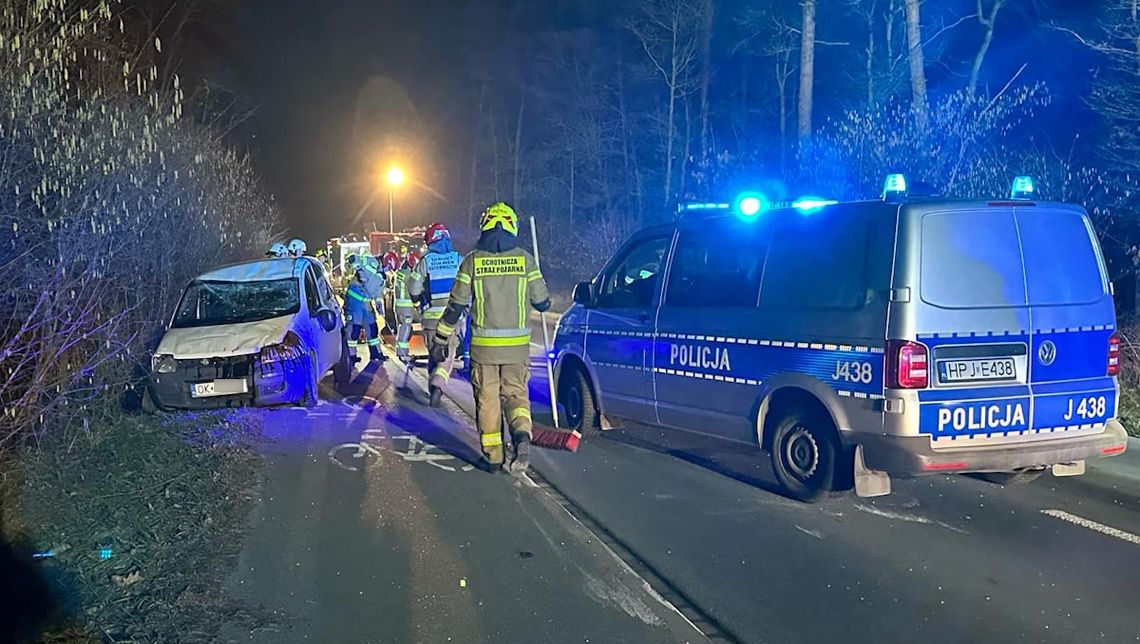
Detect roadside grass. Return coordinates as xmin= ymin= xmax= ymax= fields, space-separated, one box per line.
xmin=0 ymin=409 xmax=266 ymax=642
xmin=1118 ymin=324 xmax=1140 ymax=438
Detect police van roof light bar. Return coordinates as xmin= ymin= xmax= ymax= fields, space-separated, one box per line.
xmin=677 ymin=202 xmax=732 ymax=215
xmin=882 ymin=173 xmax=908 ymax=201
xmin=1010 ymin=176 xmax=1035 ymax=200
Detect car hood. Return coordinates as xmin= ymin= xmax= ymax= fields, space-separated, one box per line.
xmin=157 ymin=316 xmax=293 ymax=359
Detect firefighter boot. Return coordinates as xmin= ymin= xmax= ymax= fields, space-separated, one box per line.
xmin=429 ymin=384 xmax=443 ymax=408
xmin=510 ymin=433 xmax=531 ymax=476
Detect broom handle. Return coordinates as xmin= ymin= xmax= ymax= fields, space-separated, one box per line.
xmin=529 ymin=216 xmax=560 ymax=429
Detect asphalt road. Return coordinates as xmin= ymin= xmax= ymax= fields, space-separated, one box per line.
xmin=221 ymin=323 xmax=1140 ymax=643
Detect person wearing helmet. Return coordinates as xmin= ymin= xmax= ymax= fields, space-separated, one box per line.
xmin=409 ymin=222 xmax=464 ymax=406
xmin=391 ymin=250 xmax=420 ymax=361
xmin=287 ymin=238 xmax=307 ymax=258
xmin=345 ymin=254 xmax=388 ymax=362
xmin=344 ymin=269 xmax=383 ymax=363
xmin=431 ymin=204 xmax=550 ymax=474
xmin=266 ymin=242 xmax=288 ymax=258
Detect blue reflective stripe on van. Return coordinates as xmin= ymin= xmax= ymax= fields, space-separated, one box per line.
xmin=918 ymin=385 xmax=1030 ymax=402
xmin=647 ymin=333 xmax=885 ymax=398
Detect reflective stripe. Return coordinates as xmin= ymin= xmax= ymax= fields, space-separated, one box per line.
xmin=471 ymin=335 xmax=530 ymax=347
xmin=347 ymin=289 xmax=368 ymax=302
xmin=367 ymin=338 xmax=381 ymax=346
xmin=508 ymin=407 xmax=531 ymax=422
xmin=480 ymin=433 xmax=503 ymax=447
xmin=517 ymin=276 xmax=526 ymax=328
xmin=456 ymin=272 xmax=472 ymax=285
xmin=527 ymin=270 xmax=543 ymax=282
xmin=437 ymin=321 xmax=455 ymax=337
xmin=473 ymin=280 xmax=485 ymax=327
xmin=395 ymin=299 xmax=414 ymax=307
xmin=433 ymin=367 xmax=451 ymax=381
xmin=472 ymin=327 xmax=528 ymax=337
xmin=423 ymin=309 xmax=444 ymax=320
xmin=396 ymin=342 xmax=410 ymax=349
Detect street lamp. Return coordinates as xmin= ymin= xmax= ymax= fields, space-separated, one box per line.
xmin=385 ymin=166 xmax=405 ymax=233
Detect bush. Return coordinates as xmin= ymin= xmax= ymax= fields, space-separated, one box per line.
xmin=0 ymin=0 xmax=282 ymax=450
xmin=1116 ymin=323 xmax=1140 ymax=437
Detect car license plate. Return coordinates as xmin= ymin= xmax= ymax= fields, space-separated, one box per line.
xmin=937 ymin=358 xmax=1016 ymax=383
xmin=189 ymin=379 xmax=248 ymax=398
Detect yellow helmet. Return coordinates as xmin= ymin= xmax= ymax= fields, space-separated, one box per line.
xmin=480 ymin=202 xmax=518 ymax=235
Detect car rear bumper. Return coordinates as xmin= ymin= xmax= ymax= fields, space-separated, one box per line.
xmin=856 ymin=419 xmax=1129 ymax=476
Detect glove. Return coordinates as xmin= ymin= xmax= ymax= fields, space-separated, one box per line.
xmin=429 ymin=335 xmax=450 ymax=364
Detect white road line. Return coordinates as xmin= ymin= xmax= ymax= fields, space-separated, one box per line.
xmin=1040 ymin=509 xmax=1140 ymax=546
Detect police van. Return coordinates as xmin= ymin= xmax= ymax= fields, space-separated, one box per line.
xmin=551 ymin=175 xmax=1129 ymax=501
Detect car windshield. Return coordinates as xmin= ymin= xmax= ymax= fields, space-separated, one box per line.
xmin=172 ymin=278 xmax=300 ymax=328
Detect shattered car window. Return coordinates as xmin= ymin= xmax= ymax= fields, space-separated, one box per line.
xmin=172 ymin=279 xmax=300 ymax=328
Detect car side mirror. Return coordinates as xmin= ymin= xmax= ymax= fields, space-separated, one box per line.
xmin=572 ymin=281 xmax=594 ymax=307
xmin=316 ymin=308 xmax=338 ymax=332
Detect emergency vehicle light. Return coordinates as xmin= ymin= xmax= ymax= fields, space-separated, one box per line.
xmin=882 ymin=173 xmax=907 ymax=200
xmin=677 ymin=202 xmax=731 ymax=214
xmin=734 ymin=192 xmax=768 ymax=219
xmin=791 ymin=197 xmax=839 ymax=214
xmin=1010 ymin=176 xmax=1035 ymax=200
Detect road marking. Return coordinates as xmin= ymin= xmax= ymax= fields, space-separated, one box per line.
xmin=1040 ymin=509 xmax=1140 ymax=546
xmin=855 ymin=504 xmax=968 ymax=534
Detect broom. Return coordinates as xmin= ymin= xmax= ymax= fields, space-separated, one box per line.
xmin=527 ymin=216 xmax=580 ymax=453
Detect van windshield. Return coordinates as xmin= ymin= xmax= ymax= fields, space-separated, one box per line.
xmin=172 ymin=279 xmax=300 ymax=328
xmin=920 ymin=208 xmax=1106 ymax=309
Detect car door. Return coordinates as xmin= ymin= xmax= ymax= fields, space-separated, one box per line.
xmin=586 ymin=232 xmax=673 ymax=423
xmin=304 ymin=266 xmax=341 ymax=372
xmin=652 ymin=222 xmax=769 ymax=441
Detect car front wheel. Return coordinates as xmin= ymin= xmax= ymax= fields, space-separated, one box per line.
xmin=558 ymin=366 xmax=598 ymax=435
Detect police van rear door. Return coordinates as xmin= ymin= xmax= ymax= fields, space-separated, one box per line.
xmin=912 ymin=204 xmax=1115 ymax=446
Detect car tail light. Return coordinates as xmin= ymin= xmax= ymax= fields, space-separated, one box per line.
xmin=1108 ymin=332 xmax=1121 ymax=377
xmin=887 ymin=340 xmax=928 ymax=389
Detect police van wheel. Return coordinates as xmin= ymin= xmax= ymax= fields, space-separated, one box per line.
xmin=559 ymin=367 xmax=599 ymax=435
xmin=770 ymin=408 xmax=838 ymax=502
xmin=977 ymin=469 xmax=1045 ymax=485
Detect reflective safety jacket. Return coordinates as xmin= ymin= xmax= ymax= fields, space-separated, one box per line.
xmin=357 ymin=256 xmax=386 ymax=301
xmin=409 ymin=248 xmax=461 ymax=321
xmin=393 ymin=267 xmax=415 ymax=312
xmin=437 ymin=248 xmax=549 ymax=365
xmin=344 ymin=280 xmax=377 ymax=324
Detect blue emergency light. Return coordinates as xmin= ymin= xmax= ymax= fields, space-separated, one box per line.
xmin=677 ymin=202 xmax=731 ymax=215
xmin=734 ymin=192 xmax=768 ymax=219
xmin=882 ymin=173 xmax=908 ymax=200
xmin=1010 ymin=176 xmax=1035 ymax=200
xmin=791 ymin=197 xmax=839 ymax=214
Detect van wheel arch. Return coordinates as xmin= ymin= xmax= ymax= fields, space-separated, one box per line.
xmin=557 ymin=355 xmax=602 ymax=432
xmin=755 ymin=385 xmax=843 ymax=450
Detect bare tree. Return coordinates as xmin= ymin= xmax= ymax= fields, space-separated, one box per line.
xmin=798 ymin=0 xmax=817 ymax=141
xmin=904 ymin=0 xmax=928 ymax=129
xmin=967 ymin=0 xmax=1007 ymax=96
xmin=630 ymin=0 xmax=707 ymax=205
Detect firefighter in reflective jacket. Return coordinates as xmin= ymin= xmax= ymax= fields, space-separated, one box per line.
xmin=431 ymin=203 xmax=550 ymax=474
xmin=344 ymin=272 xmax=383 ymax=362
xmin=393 ymin=251 xmax=420 ymax=361
xmin=410 ymin=222 xmax=463 ymax=407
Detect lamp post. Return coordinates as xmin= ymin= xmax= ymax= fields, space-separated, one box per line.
xmin=385 ymin=166 xmax=405 ymax=233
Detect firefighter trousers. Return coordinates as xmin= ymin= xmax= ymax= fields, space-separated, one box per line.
xmin=423 ymin=317 xmax=463 ymax=388
xmin=470 ymin=361 xmax=532 ymax=465
xmin=395 ymin=307 xmax=415 ymax=360
xmin=350 ymin=322 xmax=382 ymax=360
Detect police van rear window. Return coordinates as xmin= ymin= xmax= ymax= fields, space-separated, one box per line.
xmin=920 ymin=208 xmax=1106 ymax=309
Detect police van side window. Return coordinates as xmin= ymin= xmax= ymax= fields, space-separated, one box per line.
xmin=760 ymin=213 xmax=871 ymax=310
xmin=595 ymin=235 xmax=671 ymax=309
xmin=665 ymin=227 xmax=767 ymax=307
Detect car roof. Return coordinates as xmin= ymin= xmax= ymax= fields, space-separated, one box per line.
xmin=195 ymin=257 xmax=313 ymax=283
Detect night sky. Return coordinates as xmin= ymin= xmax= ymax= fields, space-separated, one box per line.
xmin=193 ymin=0 xmax=1103 ymax=245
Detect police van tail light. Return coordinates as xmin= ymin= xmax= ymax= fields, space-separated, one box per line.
xmin=1108 ymin=332 xmax=1121 ymax=377
xmin=887 ymin=340 xmax=928 ymax=389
